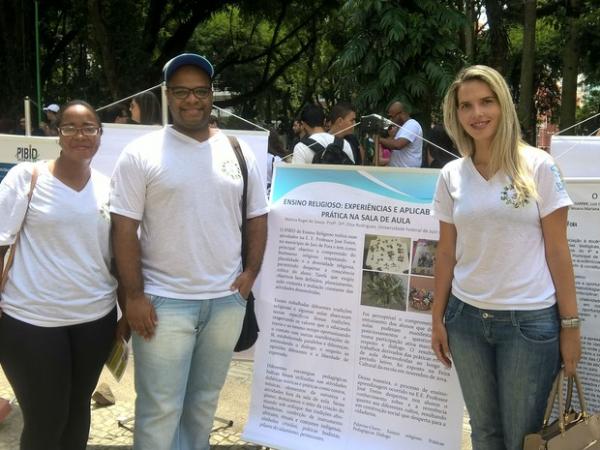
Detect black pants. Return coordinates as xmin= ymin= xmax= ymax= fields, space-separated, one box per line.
xmin=0 ymin=307 xmax=116 ymax=450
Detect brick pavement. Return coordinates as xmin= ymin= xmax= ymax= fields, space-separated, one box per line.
xmin=0 ymin=357 xmax=472 ymax=449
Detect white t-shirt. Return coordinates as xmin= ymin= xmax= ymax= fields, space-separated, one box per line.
xmin=433 ymin=146 xmax=572 ymax=310
xmin=389 ymin=118 xmax=423 ymax=168
xmin=291 ymin=132 xmax=355 ymax=164
xmin=0 ymin=162 xmax=117 ymax=326
xmin=109 ymin=128 xmax=269 ymax=300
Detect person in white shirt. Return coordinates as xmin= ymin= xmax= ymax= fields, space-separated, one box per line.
xmin=431 ymin=65 xmax=581 ymax=450
xmin=379 ymin=101 xmax=423 ymax=167
xmin=291 ymin=104 xmax=355 ymax=164
xmin=0 ymin=100 xmax=126 ymax=450
xmin=110 ymin=53 xmax=268 ymax=450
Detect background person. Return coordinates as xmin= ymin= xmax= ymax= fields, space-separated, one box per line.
xmin=328 ymin=101 xmax=364 ymax=165
xmin=130 ymin=91 xmax=161 ymax=125
xmin=431 ymin=65 xmax=581 ymax=450
xmin=291 ymin=104 xmax=354 ymax=164
xmin=0 ymin=100 xmax=126 ymax=450
xmin=110 ymin=53 xmax=268 ymax=450
xmin=379 ymin=101 xmax=422 ymax=167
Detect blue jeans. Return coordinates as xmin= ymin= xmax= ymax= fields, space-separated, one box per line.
xmin=445 ymin=295 xmax=560 ymax=450
xmin=132 ymin=293 xmax=246 ymax=450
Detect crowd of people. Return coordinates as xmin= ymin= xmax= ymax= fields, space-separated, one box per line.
xmin=0 ymin=54 xmax=581 ymax=450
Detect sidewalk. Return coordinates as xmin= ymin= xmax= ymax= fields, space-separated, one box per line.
xmin=0 ymin=357 xmax=265 ymax=450
xmin=0 ymin=357 xmax=472 ymax=449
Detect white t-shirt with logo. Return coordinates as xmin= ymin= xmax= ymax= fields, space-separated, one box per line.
xmin=291 ymin=132 xmax=355 ymax=164
xmin=109 ymin=128 xmax=269 ymax=300
xmin=0 ymin=162 xmax=117 ymax=326
xmin=389 ymin=118 xmax=423 ymax=168
xmin=433 ymin=146 xmax=572 ymax=310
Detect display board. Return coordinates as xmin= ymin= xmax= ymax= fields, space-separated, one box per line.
xmin=243 ymin=165 xmax=464 ymax=450
xmin=0 ymin=125 xmax=269 ymax=185
xmin=550 ymin=136 xmax=600 ymax=177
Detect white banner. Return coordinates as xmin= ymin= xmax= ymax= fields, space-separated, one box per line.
xmin=243 ymin=165 xmax=464 ymax=450
xmin=0 ymin=125 xmax=268 ymax=185
xmin=550 ymin=136 xmax=600 ymax=177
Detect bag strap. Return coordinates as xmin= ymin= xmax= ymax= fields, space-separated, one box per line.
xmin=1 ymin=163 xmax=40 ymax=291
xmin=227 ymin=136 xmax=248 ymax=269
xmin=542 ymin=369 xmax=589 ymax=432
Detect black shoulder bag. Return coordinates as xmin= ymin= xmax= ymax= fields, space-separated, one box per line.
xmin=228 ymin=136 xmax=260 ymax=352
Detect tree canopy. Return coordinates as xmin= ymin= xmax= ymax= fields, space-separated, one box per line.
xmin=1 ymin=0 xmax=598 ymax=139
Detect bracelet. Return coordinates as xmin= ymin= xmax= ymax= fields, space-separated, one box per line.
xmin=560 ymin=317 xmax=581 ymax=329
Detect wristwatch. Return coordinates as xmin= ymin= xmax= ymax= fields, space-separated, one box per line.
xmin=560 ymin=317 xmax=581 ymax=329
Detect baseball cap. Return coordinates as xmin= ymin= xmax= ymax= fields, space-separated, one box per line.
xmin=43 ymin=104 xmax=60 ymax=113
xmin=163 ymin=53 xmax=214 ymax=82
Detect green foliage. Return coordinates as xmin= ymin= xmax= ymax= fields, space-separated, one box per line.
xmin=336 ymin=0 xmax=465 ymax=119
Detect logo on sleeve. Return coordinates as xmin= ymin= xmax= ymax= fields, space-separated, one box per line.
xmin=501 ymin=184 xmax=529 ymax=208
xmin=550 ymin=165 xmax=566 ymax=193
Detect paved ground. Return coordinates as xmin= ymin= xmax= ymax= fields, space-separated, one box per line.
xmin=0 ymin=356 xmax=472 ymax=449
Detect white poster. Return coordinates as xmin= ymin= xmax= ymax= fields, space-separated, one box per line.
xmin=0 ymin=126 xmax=268 ymax=184
xmin=551 ymin=136 xmax=600 ymax=177
xmin=565 ymin=178 xmax=600 ymax=412
xmin=243 ymin=165 xmax=464 ymax=450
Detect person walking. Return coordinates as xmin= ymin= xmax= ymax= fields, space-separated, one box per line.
xmin=431 ymin=65 xmax=581 ymax=450
xmin=110 ymin=53 xmax=268 ymax=450
xmin=0 ymin=100 xmax=126 ymax=450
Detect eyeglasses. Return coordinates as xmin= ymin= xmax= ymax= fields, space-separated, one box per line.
xmin=58 ymin=126 xmax=101 ymax=137
xmin=168 ymin=86 xmax=212 ymax=100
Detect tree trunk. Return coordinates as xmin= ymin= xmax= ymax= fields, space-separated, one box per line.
xmin=517 ymin=0 xmax=537 ymax=145
xmin=559 ymin=0 xmax=580 ymax=130
xmin=87 ymin=0 xmax=120 ymax=98
xmin=484 ymin=0 xmax=509 ymax=74
xmin=464 ymin=0 xmax=475 ymax=62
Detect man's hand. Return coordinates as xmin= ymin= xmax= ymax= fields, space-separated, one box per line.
xmin=126 ymin=294 xmax=157 ymax=340
xmin=230 ymin=271 xmax=256 ymax=299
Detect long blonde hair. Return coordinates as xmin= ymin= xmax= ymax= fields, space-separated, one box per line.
xmin=443 ymin=65 xmax=536 ymax=203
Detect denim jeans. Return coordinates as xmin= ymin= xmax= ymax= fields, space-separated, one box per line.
xmin=132 ymin=292 xmax=246 ymax=450
xmin=445 ymin=295 xmax=560 ymax=450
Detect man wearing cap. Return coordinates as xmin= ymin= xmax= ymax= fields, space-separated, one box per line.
xmin=110 ymin=53 xmax=268 ymax=450
xmin=42 ymin=103 xmax=60 ymax=136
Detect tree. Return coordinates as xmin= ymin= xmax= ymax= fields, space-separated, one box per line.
xmin=337 ymin=0 xmax=465 ymax=123
xmin=517 ymin=0 xmax=537 ymax=144
xmin=559 ymin=0 xmax=581 ymax=129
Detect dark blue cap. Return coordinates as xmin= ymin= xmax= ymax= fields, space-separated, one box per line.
xmin=163 ymin=53 xmax=214 ymax=82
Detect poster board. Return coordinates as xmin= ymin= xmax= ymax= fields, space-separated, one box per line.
xmin=0 ymin=125 xmax=269 ymax=184
xmin=550 ymin=136 xmax=600 ymax=177
xmin=243 ymin=165 xmax=464 ymax=450
xmin=565 ymin=178 xmax=600 ymax=412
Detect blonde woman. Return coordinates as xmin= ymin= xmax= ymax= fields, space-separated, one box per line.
xmin=431 ymin=65 xmax=581 ymax=450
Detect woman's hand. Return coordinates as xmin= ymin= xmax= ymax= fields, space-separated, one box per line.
xmin=431 ymin=320 xmax=452 ymax=368
xmin=560 ymin=327 xmax=581 ymax=376
xmin=115 ymin=316 xmax=131 ymax=342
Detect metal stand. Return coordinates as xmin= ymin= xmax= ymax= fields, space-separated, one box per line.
xmin=117 ymin=415 xmax=233 ymax=433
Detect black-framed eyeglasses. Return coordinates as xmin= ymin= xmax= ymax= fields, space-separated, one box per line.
xmin=168 ymin=86 xmax=212 ymax=100
xmin=58 ymin=126 xmax=101 ymax=137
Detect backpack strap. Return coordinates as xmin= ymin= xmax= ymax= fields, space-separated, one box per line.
xmin=301 ymin=136 xmax=325 ymax=154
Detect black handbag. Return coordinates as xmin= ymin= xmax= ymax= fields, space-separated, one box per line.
xmin=229 ymin=136 xmax=260 ymax=352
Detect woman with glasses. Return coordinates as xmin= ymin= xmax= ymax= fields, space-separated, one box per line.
xmin=0 ymin=100 xmax=127 ymax=450
xmin=431 ymin=66 xmax=580 ymax=450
